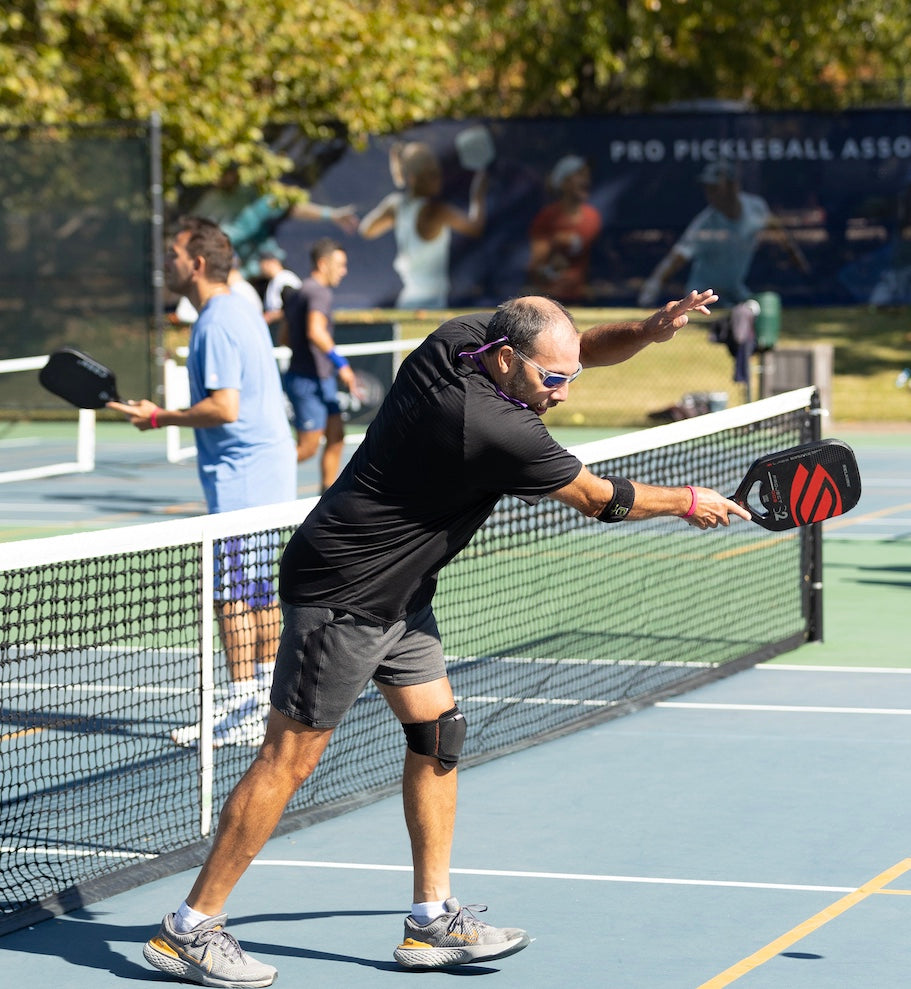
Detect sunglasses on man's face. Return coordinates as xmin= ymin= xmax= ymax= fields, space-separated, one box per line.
xmin=512 ymin=348 xmax=583 ymax=389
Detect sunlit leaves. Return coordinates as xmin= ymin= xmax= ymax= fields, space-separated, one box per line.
xmin=0 ymin=0 xmax=906 ymax=197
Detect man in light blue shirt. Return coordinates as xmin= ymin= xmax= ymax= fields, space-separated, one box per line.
xmin=109 ymin=216 xmax=296 ymax=748
xmin=186 ymin=291 xmax=293 ymax=513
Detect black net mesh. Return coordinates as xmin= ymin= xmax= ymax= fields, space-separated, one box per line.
xmin=0 ymin=393 xmax=817 ymax=930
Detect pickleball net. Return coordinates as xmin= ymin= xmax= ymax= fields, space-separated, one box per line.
xmin=0 ymin=386 xmax=821 ymax=934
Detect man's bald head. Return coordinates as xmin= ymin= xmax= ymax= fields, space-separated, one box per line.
xmin=485 ymin=295 xmax=578 ymax=354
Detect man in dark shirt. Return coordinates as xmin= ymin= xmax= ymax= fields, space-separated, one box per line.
xmin=144 ymin=291 xmax=751 ymax=986
xmin=282 ymin=237 xmax=362 ymax=491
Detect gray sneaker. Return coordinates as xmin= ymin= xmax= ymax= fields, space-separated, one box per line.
xmin=143 ymin=912 xmax=277 ymax=987
xmin=393 ymin=897 xmax=531 ymax=969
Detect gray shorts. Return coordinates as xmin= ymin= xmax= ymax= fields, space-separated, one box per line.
xmin=271 ymin=603 xmax=446 ymax=728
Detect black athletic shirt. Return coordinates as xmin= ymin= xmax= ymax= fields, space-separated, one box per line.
xmin=284 ymin=277 xmax=335 ymax=379
xmin=279 ymin=313 xmax=583 ymax=622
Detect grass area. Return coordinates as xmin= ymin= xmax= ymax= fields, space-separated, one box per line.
xmin=153 ymin=304 xmax=911 ymax=429
xmin=332 ymin=304 xmax=911 ymax=427
xmin=778 ymin=305 xmax=911 ymax=424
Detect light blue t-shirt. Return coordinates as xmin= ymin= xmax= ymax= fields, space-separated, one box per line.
xmin=675 ymin=191 xmax=771 ymax=306
xmin=187 ymin=292 xmax=296 ymax=513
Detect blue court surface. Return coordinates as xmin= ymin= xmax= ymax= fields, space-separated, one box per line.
xmin=1 ymin=424 xmax=909 ymax=987
xmin=2 ymin=664 xmax=910 ymax=989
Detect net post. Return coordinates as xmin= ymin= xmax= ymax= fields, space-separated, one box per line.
xmin=199 ymin=531 xmax=216 ymax=836
xmin=76 ymin=409 xmax=96 ymax=471
xmin=149 ymin=111 xmax=167 ymax=406
xmin=163 ymin=358 xmax=197 ymax=462
xmin=807 ymin=388 xmax=824 ymax=642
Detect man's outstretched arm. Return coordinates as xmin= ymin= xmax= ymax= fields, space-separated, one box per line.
xmin=578 ymin=289 xmax=717 ymax=368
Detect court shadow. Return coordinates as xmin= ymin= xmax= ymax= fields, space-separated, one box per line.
xmin=218 ymin=910 xmax=502 ymax=976
xmin=855 ymin=578 xmax=911 ymax=589
xmin=3 ymin=907 xmax=501 ymax=980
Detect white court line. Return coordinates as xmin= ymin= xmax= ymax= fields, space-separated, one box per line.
xmin=456 ymin=694 xmax=613 ymax=708
xmin=758 ymin=665 xmax=911 ymax=674
xmin=657 ymin=702 xmax=911 ymax=715
xmin=249 ymin=859 xmax=855 ymax=894
xmin=835 ymin=518 xmax=911 ymax=525
xmin=0 ymin=438 xmax=41 ymax=449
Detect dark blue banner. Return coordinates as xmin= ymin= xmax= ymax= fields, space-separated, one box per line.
xmin=276 ymin=109 xmax=911 ymax=309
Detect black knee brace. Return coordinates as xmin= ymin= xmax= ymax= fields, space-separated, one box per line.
xmin=402 ymin=705 xmax=467 ymax=770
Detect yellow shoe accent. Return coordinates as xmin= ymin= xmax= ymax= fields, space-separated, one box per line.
xmin=148 ymin=937 xmax=180 ymax=959
xmin=397 ymin=938 xmax=432 ymax=950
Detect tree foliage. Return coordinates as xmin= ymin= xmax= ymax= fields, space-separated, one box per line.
xmin=451 ymin=0 xmax=911 ymax=115
xmin=0 ymin=0 xmax=469 ymax=198
xmin=1 ymin=0 xmax=907 ymax=198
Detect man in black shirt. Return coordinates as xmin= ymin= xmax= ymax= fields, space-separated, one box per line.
xmin=282 ymin=237 xmax=362 ymax=491
xmin=144 ymin=292 xmax=751 ymax=985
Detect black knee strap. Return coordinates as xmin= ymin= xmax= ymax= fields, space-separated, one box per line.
xmin=402 ymin=705 xmax=467 ymax=770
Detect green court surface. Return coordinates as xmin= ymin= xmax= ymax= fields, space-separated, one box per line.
xmin=769 ymin=426 xmax=910 ymax=671
xmin=773 ymin=539 xmax=909 ymax=669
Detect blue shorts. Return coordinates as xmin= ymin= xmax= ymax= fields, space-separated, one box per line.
xmin=214 ymin=533 xmax=281 ymax=608
xmin=283 ymin=372 xmax=340 ymax=433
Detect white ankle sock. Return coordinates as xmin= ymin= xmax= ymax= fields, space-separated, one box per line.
xmin=173 ymin=900 xmax=213 ymax=933
xmin=411 ymin=899 xmax=447 ymax=925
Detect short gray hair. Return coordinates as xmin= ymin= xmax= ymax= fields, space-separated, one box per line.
xmin=485 ymin=296 xmax=575 ymax=353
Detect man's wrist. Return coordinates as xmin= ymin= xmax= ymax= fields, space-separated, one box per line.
xmin=327 ymin=348 xmax=349 ymax=370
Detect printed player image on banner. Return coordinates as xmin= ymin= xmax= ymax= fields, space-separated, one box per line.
xmin=275 ymin=109 xmax=911 ymax=310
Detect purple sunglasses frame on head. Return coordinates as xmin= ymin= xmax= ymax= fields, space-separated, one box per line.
xmin=459 ymin=336 xmax=583 ymax=411
xmin=458 ymin=336 xmax=527 ymax=408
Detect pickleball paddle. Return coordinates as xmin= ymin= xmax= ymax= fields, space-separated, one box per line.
xmin=39 ymin=348 xmax=121 ymax=409
xmin=732 ymin=439 xmax=861 ymax=531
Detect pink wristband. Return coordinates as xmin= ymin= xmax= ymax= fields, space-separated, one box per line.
xmin=684 ymin=485 xmax=698 ymax=518
xmin=149 ymin=407 xmax=161 ymax=429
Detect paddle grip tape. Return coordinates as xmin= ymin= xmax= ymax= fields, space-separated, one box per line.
xmin=402 ymin=706 xmax=467 ymax=770
xmin=598 ymin=476 xmax=635 ymax=522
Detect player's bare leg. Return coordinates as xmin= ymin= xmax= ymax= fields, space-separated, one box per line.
xmin=187 ymin=710 xmax=333 ymax=914
xmin=378 ymin=680 xmax=531 ymax=969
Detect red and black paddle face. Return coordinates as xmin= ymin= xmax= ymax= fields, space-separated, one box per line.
xmin=39 ymin=348 xmax=120 ymax=409
xmin=732 ymin=439 xmax=862 ymax=531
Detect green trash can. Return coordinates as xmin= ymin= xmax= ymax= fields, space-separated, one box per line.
xmin=754 ymin=291 xmax=781 ymax=351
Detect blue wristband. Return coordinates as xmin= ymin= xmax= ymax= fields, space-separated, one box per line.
xmin=327 ymin=349 xmax=349 ymax=370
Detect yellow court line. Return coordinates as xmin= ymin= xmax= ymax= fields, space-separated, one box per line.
xmin=824 ymin=499 xmax=911 ymax=531
xmin=713 ymin=500 xmax=911 ymax=562
xmin=1 ymin=728 xmax=44 ymax=743
xmin=713 ymin=531 xmax=796 ymax=561
xmin=696 ymin=858 xmax=911 ymax=988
